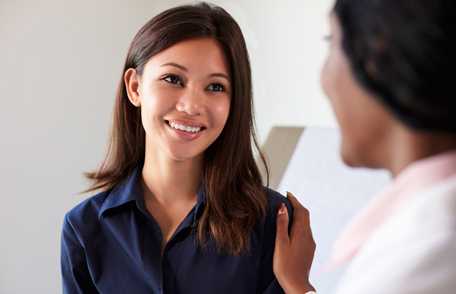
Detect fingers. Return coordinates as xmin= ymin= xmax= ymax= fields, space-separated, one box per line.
xmin=287 ymin=192 xmax=314 ymax=242
xmin=275 ymin=203 xmax=290 ymax=249
xmin=287 ymin=191 xmax=310 ymax=225
xmin=287 ymin=192 xmax=308 ymax=216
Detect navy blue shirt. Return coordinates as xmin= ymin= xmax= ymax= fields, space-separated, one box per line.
xmin=61 ymin=168 xmax=292 ymax=294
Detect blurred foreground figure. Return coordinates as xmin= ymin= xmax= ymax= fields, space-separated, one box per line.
xmin=274 ymin=1 xmax=456 ymax=293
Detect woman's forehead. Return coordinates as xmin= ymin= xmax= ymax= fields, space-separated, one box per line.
xmin=144 ymin=38 xmax=230 ymax=76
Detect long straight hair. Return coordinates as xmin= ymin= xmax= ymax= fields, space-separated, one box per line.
xmin=85 ymin=2 xmax=269 ymax=255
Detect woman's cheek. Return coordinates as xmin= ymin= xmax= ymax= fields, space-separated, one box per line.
xmin=217 ymin=98 xmax=231 ymax=127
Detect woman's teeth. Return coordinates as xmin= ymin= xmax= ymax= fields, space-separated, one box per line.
xmin=169 ymin=121 xmax=202 ymax=133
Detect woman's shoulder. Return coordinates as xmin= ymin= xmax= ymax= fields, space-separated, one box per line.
xmin=264 ymin=187 xmax=293 ymax=219
xmin=63 ymin=190 xmax=111 ymax=233
xmin=250 ymin=187 xmax=293 ymax=262
xmin=256 ymin=187 xmax=293 ymax=240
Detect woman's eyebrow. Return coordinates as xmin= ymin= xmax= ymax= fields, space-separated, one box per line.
xmin=160 ymin=62 xmax=188 ymax=71
xmin=209 ymin=73 xmax=230 ymax=82
xmin=161 ymin=62 xmax=230 ymax=81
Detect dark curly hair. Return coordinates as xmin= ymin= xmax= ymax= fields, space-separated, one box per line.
xmin=334 ymin=0 xmax=456 ymax=133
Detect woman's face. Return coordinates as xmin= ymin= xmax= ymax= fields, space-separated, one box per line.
xmin=320 ymin=15 xmax=394 ymax=168
xmin=125 ymin=38 xmax=231 ymax=162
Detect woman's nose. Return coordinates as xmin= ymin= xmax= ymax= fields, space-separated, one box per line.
xmin=176 ymin=87 xmax=204 ymax=116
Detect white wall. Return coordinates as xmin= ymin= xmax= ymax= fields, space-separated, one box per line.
xmin=206 ymin=0 xmax=336 ymax=141
xmin=278 ymin=127 xmax=390 ymax=293
xmin=0 ymin=0 xmax=334 ymax=293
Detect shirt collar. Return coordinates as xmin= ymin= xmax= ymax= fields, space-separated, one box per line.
xmin=192 ymin=186 xmax=206 ymax=226
xmin=98 ymin=167 xmax=143 ymax=219
xmin=327 ymin=150 xmax=456 ymax=270
xmin=98 ymin=166 xmax=207 ymax=226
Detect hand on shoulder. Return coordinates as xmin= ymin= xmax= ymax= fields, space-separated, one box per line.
xmin=273 ymin=192 xmax=316 ymax=294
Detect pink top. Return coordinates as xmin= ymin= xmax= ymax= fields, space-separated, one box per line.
xmin=327 ymin=150 xmax=456 ymax=270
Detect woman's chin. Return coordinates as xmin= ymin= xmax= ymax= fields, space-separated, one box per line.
xmin=340 ymin=147 xmax=381 ymax=170
xmin=340 ymin=146 xmax=364 ymax=168
xmin=165 ymin=147 xmax=204 ymax=163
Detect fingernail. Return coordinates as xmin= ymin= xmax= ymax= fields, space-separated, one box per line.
xmin=278 ymin=203 xmax=287 ymax=215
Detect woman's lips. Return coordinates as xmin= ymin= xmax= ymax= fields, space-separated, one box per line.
xmin=165 ymin=119 xmax=207 ymax=129
xmin=165 ymin=120 xmax=205 ymax=141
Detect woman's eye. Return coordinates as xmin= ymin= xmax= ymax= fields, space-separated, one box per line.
xmin=207 ymin=83 xmax=225 ymax=92
xmin=163 ymin=74 xmax=183 ymax=86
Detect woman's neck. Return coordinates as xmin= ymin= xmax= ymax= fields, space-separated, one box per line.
xmin=387 ymin=128 xmax=456 ymax=177
xmin=141 ymin=145 xmax=202 ymax=205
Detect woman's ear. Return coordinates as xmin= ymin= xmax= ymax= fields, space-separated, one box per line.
xmin=124 ymin=68 xmax=141 ymax=107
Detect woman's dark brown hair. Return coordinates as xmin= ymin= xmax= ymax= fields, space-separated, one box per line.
xmin=85 ymin=2 xmax=269 ymax=255
xmin=334 ymin=0 xmax=456 ymax=133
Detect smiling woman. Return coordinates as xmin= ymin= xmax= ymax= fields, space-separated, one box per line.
xmin=60 ymin=2 xmax=291 ymax=294
xmin=124 ymin=38 xmax=231 ymax=164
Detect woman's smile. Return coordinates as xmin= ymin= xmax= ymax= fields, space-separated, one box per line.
xmin=164 ymin=119 xmax=207 ymax=141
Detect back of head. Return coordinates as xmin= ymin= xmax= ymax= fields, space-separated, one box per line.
xmin=334 ymin=0 xmax=456 ymax=133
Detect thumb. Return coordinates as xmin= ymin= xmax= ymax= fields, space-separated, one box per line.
xmin=275 ymin=202 xmax=290 ymax=249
